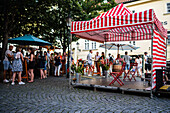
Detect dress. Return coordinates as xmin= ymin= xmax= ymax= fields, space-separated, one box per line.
xmin=37 ymin=55 xmax=45 ymax=69
xmin=12 ymin=52 xmax=23 ymax=72
xmin=28 ymin=53 xmax=35 ymax=69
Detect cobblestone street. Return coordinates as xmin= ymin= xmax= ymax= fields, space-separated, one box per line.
xmin=0 ymin=76 xmax=170 ymax=113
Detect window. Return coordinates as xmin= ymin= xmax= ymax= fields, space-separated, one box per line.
xmin=168 ymin=35 xmax=170 ymax=45
xmin=92 ymin=41 xmax=96 ymax=49
xmin=167 ymin=3 xmax=170 ymax=13
xmin=168 ymin=31 xmax=170 ymax=45
xmin=85 ymin=40 xmax=89 ymax=50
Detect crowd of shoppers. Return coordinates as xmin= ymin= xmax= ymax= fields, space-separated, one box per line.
xmin=2 ymin=45 xmax=67 ymax=85
xmin=2 ymin=45 xmax=153 ymax=85
xmin=84 ymin=50 xmax=151 ymax=79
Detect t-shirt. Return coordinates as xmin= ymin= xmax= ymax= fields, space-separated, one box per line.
xmin=4 ymin=50 xmax=13 ymax=61
xmin=87 ymin=53 xmax=92 ymax=63
xmin=95 ymin=55 xmax=100 ymax=61
xmin=123 ymin=55 xmax=130 ymax=65
xmin=144 ymin=55 xmax=148 ymax=64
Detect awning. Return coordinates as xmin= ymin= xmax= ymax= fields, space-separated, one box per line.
xmin=71 ymin=4 xmax=167 ymax=43
xmin=8 ymin=34 xmax=52 ymax=46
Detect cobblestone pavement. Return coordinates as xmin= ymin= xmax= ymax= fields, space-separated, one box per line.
xmin=0 ymin=76 xmax=170 ymax=113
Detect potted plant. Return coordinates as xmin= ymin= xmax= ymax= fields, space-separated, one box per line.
xmin=100 ymin=59 xmax=110 ymax=78
xmin=103 ymin=64 xmax=110 ymax=78
xmin=72 ymin=64 xmax=84 ymax=83
xmin=72 ymin=78 xmax=77 ymax=83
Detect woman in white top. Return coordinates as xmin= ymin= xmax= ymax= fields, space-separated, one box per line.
xmin=11 ymin=47 xmax=25 ymax=85
xmin=135 ymin=55 xmax=142 ymax=77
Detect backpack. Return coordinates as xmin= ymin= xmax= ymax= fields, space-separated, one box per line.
xmin=147 ymin=56 xmax=152 ymax=64
xmin=109 ymin=56 xmax=113 ymax=62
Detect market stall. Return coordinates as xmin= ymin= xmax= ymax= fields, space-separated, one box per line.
xmin=8 ymin=34 xmax=52 ymax=80
xmin=71 ymin=3 xmax=167 ymax=96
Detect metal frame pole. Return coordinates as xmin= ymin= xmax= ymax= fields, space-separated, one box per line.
xmin=166 ymin=38 xmax=167 ymax=61
xmin=150 ymin=23 xmax=154 ymax=98
xmin=69 ymin=33 xmax=72 ymax=88
xmin=69 ymin=34 xmax=72 ymax=88
xmin=105 ymin=35 xmax=107 ymax=59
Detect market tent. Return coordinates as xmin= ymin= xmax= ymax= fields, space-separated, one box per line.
xmin=71 ymin=3 xmax=167 ymax=89
xmin=8 ymin=34 xmax=52 ymax=46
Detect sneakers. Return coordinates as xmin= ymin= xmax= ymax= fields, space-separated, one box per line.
xmin=11 ymin=81 xmax=25 ymax=85
xmin=11 ymin=82 xmax=15 ymax=85
xmin=18 ymin=81 xmax=25 ymax=85
xmin=3 ymin=79 xmax=9 ymax=83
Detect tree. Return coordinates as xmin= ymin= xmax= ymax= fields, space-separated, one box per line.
xmin=0 ymin=0 xmax=56 ymax=60
xmin=72 ymin=0 xmax=117 ymax=21
xmin=51 ymin=0 xmax=117 ymax=53
xmin=0 ymin=0 xmax=117 ymax=63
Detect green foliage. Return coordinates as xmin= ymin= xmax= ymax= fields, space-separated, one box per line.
xmin=100 ymin=60 xmax=110 ymax=71
xmin=0 ymin=0 xmax=117 ymax=51
xmin=74 ymin=0 xmax=117 ymax=21
xmin=72 ymin=64 xmax=84 ymax=74
xmin=103 ymin=64 xmax=110 ymax=70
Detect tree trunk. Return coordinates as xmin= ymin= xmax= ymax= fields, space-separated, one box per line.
xmin=1 ymin=0 xmax=9 ymax=73
xmin=0 ymin=32 xmax=9 ymax=74
xmin=2 ymin=32 xmax=8 ymax=57
xmin=63 ymin=27 xmax=66 ymax=54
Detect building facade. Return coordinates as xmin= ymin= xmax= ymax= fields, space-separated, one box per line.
xmin=121 ymin=0 xmax=170 ymax=61
xmin=72 ymin=0 xmax=170 ymax=62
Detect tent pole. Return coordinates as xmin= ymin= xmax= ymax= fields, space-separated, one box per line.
xmin=166 ymin=38 xmax=167 ymax=61
xmin=105 ymin=35 xmax=107 ymax=60
xmin=118 ymin=45 xmax=119 ymax=55
xmin=150 ymin=23 xmax=154 ymax=98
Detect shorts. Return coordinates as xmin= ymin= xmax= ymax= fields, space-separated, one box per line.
xmin=3 ymin=61 xmax=12 ymax=70
xmin=125 ymin=64 xmax=130 ymax=70
xmin=145 ymin=64 xmax=151 ymax=71
xmin=137 ymin=66 xmax=142 ymax=70
xmin=88 ymin=62 xmax=92 ymax=67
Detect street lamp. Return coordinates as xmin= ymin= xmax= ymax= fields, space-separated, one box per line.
xmin=66 ymin=15 xmax=72 ymax=88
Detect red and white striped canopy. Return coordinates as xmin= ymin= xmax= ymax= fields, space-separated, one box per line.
xmin=71 ymin=4 xmax=167 ymax=43
xmin=71 ymin=4 xmax=167 ymax=90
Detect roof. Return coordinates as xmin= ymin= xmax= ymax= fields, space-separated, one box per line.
xmin=71 ymin=4 xmax=167 ymax=43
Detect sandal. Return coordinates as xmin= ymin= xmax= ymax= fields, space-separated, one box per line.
xmin=28 ymin=81 xmax=34 ymax=83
